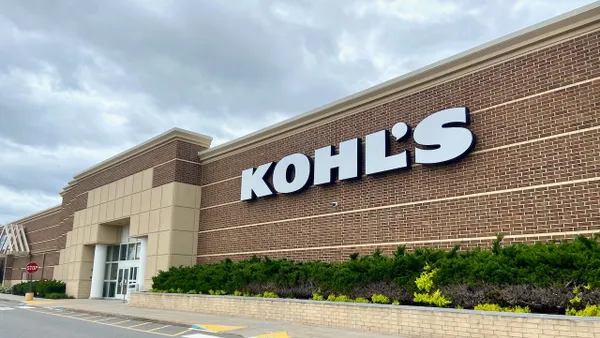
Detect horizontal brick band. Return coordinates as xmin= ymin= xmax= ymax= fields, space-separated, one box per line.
xmin=198 ymin=179 xmax=600 ymax=258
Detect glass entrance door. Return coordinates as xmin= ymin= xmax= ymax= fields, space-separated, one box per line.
xmin=116 ymin=268 xmax=128 ymax=298
xmin=102 ymin=241 xmax=141 ymax=299
xmin=116 ymin=266 xmax=138 ymax=299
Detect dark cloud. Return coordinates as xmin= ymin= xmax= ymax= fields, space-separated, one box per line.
xmin=0 ymin=0 xmax=594 ymax=223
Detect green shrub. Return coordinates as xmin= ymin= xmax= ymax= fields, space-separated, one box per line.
xmin=371 ymin=294 xmax=390 ymax=304
xmin=187 ymin=290 xmax=197 ymax=294
xmin=12 ymin=280 xmax=66 ymax=298
xmin=148 ymin=235 xmax=600 ymax=314
xmin=475 ymin=304 xmax=531 ymax=313
xmin=46 ymin=293 xmax=71 ymax=299
xmin=392 ymin=300 xmax=400 ymax=305
xmin=355 ymin=297 xmax=370 ymax=303
xmin=234 ymin=290 xmax=243 ymax=296
xmin=208 ymin=290 xmax=227 ymax=295
xmin=0 ymin=285 xmax=12 ymax=294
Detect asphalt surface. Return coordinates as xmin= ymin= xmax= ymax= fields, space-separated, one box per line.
xmin=0 ymin=299 xmax=228 ymax=338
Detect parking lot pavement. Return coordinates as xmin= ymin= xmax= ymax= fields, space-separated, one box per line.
xmin=0 ymin=299 xmax=202 ymax=338
xmin=0 ymin=294 xmax=404 ymax=338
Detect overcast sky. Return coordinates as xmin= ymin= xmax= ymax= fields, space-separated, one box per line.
xmin=0 ymin=0 xmax=595 ymax=223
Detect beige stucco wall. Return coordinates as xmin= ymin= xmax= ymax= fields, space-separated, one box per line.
xmin=131 ymin=293 xmax=600 ymax=338
xmin=131 ymin=182 xmax=201 ymax=289
xmin=54 ymin=168 xmax=201 ymax=298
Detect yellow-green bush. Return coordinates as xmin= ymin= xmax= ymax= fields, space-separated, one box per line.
xmin=415 ymin=266 xmax=438 ymax=293
xmin=354 ymin=297 xmax=370 ymax=303
xmin=311 ymin=292 xmax=325 ymax=301
xmin=413 ymin=266 xmax=451 ymax=307
xmin=233 ymin=290 xmax=250 ymax=297
xmin=260 ymin=291 xmax=279 ymax=298
xmin=392 ymin=300 xmax=400 ymax=305
xmin=413 ymin=289 xmax=452 ymax=307
xmin=371 ymin=294 xmax=391 ymax=304
xmin=566 ymin=305 xmax=600 ymax=316
xmin=208 ymin=289 xmax=227 ymax=295
xmin=474 ymin=304 xmax=531 ymax=313
xmin=327 ymin=294 xmax=354 ymax=302
xmin=474 ymin=303 xmax=503 ymax=312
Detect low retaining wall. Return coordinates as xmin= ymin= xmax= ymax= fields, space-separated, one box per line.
xmin=130 ymin=292 xmax=600 ymax=337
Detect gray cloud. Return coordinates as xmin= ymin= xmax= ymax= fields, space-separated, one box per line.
xmin=0 ymin=0 xmax=594 ymax=223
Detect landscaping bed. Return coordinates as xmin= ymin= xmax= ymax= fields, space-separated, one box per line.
xmin=151 ymin=234 xmax=600 ymax=316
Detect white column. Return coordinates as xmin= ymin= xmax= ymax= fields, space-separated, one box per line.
xmin=137 ymin=237 xmax=147 ymax=291
xmin=89 ymin=244 xmax=107 ymax=299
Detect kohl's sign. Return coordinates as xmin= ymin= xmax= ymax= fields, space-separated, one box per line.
xmin=241 ymin=107 xmax=475 ymax=201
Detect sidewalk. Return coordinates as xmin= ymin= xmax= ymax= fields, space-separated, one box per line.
xmin=0 ymin=293 xmax=403 ymax=338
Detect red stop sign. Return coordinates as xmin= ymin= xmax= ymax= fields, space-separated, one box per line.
xmin=26 ymin=262 xmax=39 ymax=274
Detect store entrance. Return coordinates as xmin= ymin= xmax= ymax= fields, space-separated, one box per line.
xmin=102 ymin=240 xmax=142 ymax=299
xmin=115 ymin=266 xmax=139 ymax=299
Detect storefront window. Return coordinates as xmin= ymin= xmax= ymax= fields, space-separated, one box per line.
xmin=111 ymin=245 xmax=119 ymax=261
xmin=102 ymin=281 xmax=117 ymax=298
xmin=104 ymin=264 xmax=111 ymax=280
xmin=127 ymin=243 xmax=136 ymax=260
xmin=106 ymin=247 xmax=112 ymax=262
xmin=119 ymin=244 xmax=127 ymax=261
xmin=135 ymin=243 xmax=141 ymax=260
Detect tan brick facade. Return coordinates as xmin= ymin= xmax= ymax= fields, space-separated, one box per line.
xmin=2 ymin=6 xmax=600 ymax=300
xmin=2 ymin=132 xmax=210 ymax=295
xmin=130 ymin=293 xmax=600 ymax=338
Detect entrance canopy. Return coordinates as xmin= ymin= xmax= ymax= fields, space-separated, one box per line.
xmin=0 ymin=224 xmax=30 ymax=256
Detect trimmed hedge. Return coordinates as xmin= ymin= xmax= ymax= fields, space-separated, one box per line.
xmin=152 ymin=234 xmax=600 ymax=314
xmin=12 ymin=280 xmax=66 ymax=298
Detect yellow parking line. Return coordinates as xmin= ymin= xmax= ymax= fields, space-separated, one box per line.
xmin=147 ymin=325 xmax=170 ymax=332
xmin=130 ymin=322 xmax=151 ymax=328
xmin=168 ymin=329 xmax=192 ymax=337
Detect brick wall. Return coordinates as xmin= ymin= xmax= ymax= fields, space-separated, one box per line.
xmin=196 ymin=28 xmax=600 ymax=263
xmin=130 ymin=293 xmax=600 ymax=338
